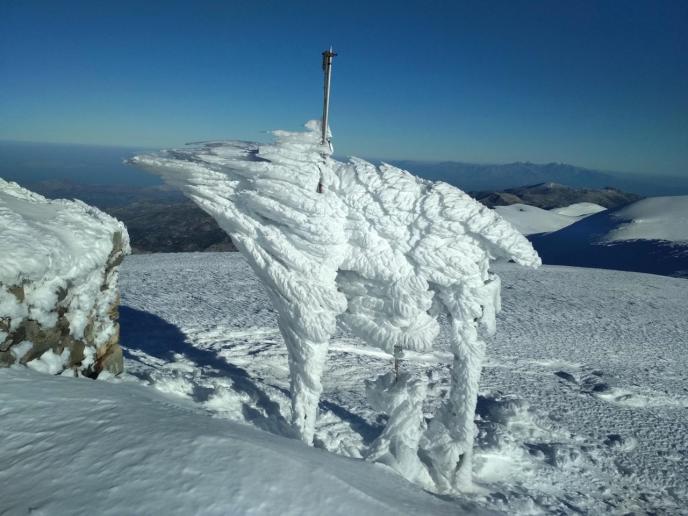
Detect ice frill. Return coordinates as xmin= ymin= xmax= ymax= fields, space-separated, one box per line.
xmin=130 ymin=120 xmax=540 ymax=490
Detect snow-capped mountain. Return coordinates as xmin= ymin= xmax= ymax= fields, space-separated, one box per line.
xmin=393 ymin=161 xmax=688 ymax=196
xmin=531 ymin=196 xmax=688 ymax=277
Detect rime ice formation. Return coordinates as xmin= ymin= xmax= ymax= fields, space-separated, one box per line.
xmin=130 ymin=121 xmax=540 ymax=489
xmin=366 ymin=371 xmax=434 ymax=488
xmin=0 ymin=178 xmax=130 ymax=376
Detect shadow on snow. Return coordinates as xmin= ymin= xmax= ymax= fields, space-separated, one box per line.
xmin=118 ymin=305 xmax=381 ymax=444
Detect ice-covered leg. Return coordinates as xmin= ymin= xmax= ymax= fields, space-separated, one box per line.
xmin=281 ymin=323 xmax=330 ymax=444
xmin=365 ymin=371 xmax=433 ymax=487
xmin=422 ymin=317 xmax=485 ymax=491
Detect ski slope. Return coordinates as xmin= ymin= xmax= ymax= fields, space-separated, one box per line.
xmin=106 ymin=252 xmax=687 ymax=514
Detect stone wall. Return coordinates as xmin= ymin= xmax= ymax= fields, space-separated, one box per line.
xmin=0 ymin=232 xmax=127 ymax=377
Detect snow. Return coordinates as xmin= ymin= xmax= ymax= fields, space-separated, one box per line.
xmin=26 ymin=348 xmax=70 ymax=375
xmin=0 ymin=178 xmax=130 ymax=366
xmin=551 ymin=202 xmax=606 ymax=217
xmin=112 ymin=252 xmax=687 ymax=514
xmin=0 ymin=366 xmax=469 ymax=516
xmin=130 ymin=120 xmax=540 ymax=489
xmin=495 ymin=202 xmax=606 ymax=236
xmin=602 ymin=195 xmax=688 ymax=243
xmin=530 ymin=196 xmax=688 ymax=278
xmin=0 ymin=178 xmax=130 ymax=288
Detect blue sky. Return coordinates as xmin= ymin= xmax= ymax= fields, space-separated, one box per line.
xmin=1 ymin=0 xmax=686 ymax=175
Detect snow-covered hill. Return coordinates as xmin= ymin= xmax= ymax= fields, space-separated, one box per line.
xmin=551 ymin=202 xmax=607 ymax=217
xmin=531 ymin=196 xmax=688 ymax=277
xmin=601 ymin=196 xmax=688 ymax=243
xmin=495 ymin=202 xmax=605 ymax=236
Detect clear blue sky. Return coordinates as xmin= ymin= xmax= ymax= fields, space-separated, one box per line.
xmin=1 ymin=0 xmax=686 ymax=175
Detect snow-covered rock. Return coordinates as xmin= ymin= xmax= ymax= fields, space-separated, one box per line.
xmin=130 ymin=120 xmax=540 ymax=490
xmin=0 ymin=178 xmax=130 ymax=376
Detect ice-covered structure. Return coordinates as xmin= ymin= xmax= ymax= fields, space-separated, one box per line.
xmin=130 ymin=121 xmax=540 ymax=490
xmin=0 ymin=179 xmax=130 ymax=377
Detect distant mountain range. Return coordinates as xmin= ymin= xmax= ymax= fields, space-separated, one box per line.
xmin=472 ymin=182 xmax=641 ymax=210
xmin=20 ymin=179 xmax=640 ymax=255
xmin=391 ymin=160 xmax=688 ymax=196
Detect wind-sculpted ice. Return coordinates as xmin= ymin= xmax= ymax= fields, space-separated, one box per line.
xmin=130 ymin=120 xmax=540 ymax=490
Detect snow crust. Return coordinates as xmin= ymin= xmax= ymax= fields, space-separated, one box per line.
xmin=0 ymin=367 xmax=469 ymax=516
xmin=0 ymin=178 xmax=130 ymax=370
xmin=130 ymin=121 xmax=540 ymax=490
xmin=496 ymin=202 xmax=606 ymax=236
xmin=602 ymin=196 xmax=688 ymax=243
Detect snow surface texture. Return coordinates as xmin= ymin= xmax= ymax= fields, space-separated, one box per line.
xmin=551 ymin=202 xmax=606 ymax=218
xmin=116 ymin=253 xmax=688 ymax=514
xmin=602 ymin=195 xmax=688 ymax=243
xmin=0 ymin=367 xmax=474 ymax=516
xmin=130 ymin=121 xmax=540 ymax=490
xmin=495 ymin=202 xmax=606 ymax=236
xmin=0 ymin=178 xmax=130 ymax=373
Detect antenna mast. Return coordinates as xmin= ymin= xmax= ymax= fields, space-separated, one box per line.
xmin=321 ymin=47 xmax=337 ymax=146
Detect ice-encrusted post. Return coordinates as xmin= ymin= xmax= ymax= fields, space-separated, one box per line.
xmin=129 ymin=120 xmax=542 ymax=489
xmin=321 ymin=47 xmax=336 ymax=146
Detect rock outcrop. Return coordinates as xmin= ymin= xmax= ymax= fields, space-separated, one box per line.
xmin=0 ymin=179 xmax=130 ymax=377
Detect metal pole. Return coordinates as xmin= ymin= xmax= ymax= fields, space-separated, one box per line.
xmin=321 ymin=47 xmax=337 ymax=146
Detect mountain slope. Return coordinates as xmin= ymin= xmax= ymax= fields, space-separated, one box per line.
xmin=393 ymin=160 xmax=688 ymax=196
xmin=530 ymin=196 xmax=688 ymax=277
xmin=495 ymin=202 xmax=605 ymax=235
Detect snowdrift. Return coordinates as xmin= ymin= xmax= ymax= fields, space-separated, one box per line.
xmin=531 ymin=195 xmax=688 ymax=278
xmin=0 ymin=178 xmax=130 ymax=376
xmin=0 ymin=367 xmax=472 ymax=516
xmin=130 ymin=120 xmax=540 ymax=490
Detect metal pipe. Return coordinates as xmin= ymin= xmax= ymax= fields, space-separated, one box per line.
xmin=321 ymin=47 xmax=337 ymax=146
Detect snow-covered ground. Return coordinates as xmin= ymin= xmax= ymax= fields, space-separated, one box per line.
xmin=0 ymin=366 xmax=468 ymax=515
xmin=495 ymin=202 xmax=605 ymax=236
xmin=91 ymin=252 xmax=688 ymax=514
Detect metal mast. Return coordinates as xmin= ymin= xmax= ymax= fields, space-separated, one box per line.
xmin=321 ymin=47 xmax=337 ymax=146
